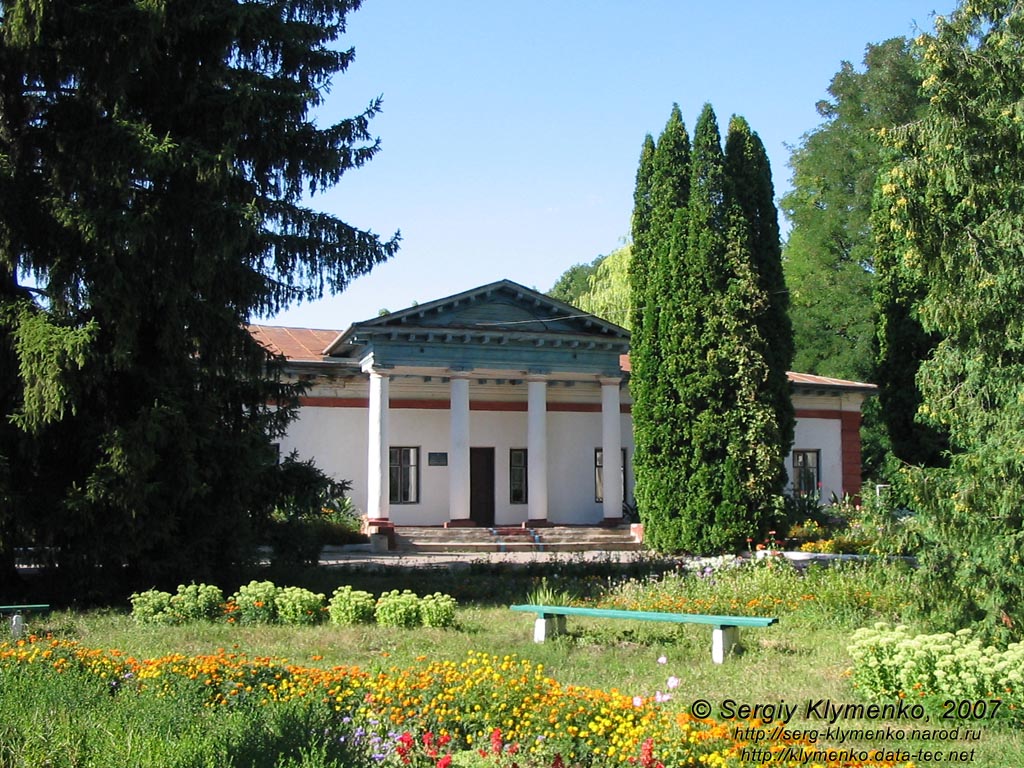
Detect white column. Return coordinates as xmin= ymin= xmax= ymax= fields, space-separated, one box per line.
xmin=527 ymin=378 xmax=548 ymax=524
xmin=366 ymin=370 xmax=390 ymax=521
xmin=449 ymin=376 xmax=471 ymax=524
xmin=601 ymin=378 xmax=623 ymax=522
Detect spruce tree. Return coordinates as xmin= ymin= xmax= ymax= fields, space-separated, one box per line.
xmin=0 ymin=1 xmax=397 ymax=591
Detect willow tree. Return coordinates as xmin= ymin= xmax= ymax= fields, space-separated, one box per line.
xmin=0 ymin=1 xmax=398 ymax=592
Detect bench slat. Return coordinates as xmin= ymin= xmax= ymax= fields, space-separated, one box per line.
xmin=509 ymin=604 xmax=776 ymax=628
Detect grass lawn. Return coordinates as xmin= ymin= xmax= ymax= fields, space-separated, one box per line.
xmin=5 ymin=557 xmax=1023 ymax=767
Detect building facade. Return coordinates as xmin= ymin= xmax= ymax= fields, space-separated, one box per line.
xmin=252 ymin=280 xmax=875 ymax=528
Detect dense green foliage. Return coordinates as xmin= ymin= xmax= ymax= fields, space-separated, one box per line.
xmin=0 ymin=1 xmax=396 ymax=594
xmin=782 ymin=38 xmax=925 ymax=383
xmin=848 ymin=624 xmax=1024 ymax=723
xmin=872 ymin=191 xmax=949 ymax=470
xmin=574 ymin=245 xmax=631 ymax=329
xmin=875 ymin=0 xmax=1024 ymax=642
xmin=628 ymin=109 xmax=688 ymax=553
xmin=546 ymin=256 xmax=603 ymax=306
xmin=629 ymin=105 xmax=793 ymax=554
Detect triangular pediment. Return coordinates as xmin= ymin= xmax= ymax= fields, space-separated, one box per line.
xmin=327 ymin=279 xmax=628 ymax=355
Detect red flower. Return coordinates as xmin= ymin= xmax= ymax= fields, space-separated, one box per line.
xmin=437 ymin=757 xmax=452 ymax=768
xmin=640 ymin=738 xmax=658 ymax=768
xmin=490 ymin=727 xmax=504 ymax=755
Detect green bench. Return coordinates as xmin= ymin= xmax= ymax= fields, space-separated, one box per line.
xmin=510 ymin=604 xmax=777 ymax=664
xmin=0 ymin=604 xmax=50 ymax=640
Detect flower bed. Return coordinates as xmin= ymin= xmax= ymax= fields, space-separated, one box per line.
xmin=1 ymin=636 xmax=913 ymax=767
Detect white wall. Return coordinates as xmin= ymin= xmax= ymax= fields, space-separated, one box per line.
xmin=788 ymin=417 xmax=843 ymax=502
xmin=280 ymin=404 xmax=635 ymax=526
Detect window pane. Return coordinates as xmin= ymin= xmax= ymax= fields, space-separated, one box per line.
xmin=510 ymin=449 xmax=527 ymax=504
xmin=792 ymin=450 xmax=820 ymax=496
xmin=389 ymin=447 xmax=419 ymax=503
xmin=389 ymin=467 xmax=401 ymax=502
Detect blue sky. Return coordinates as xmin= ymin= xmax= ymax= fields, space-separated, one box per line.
xmin=261 ymin=0 xmax=956 ymax=331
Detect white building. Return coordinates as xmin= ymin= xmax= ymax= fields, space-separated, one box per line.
xmin=252 ymin=280 xmax=875 ymax=531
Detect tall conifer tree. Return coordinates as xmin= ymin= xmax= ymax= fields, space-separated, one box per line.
xmin=724 ymin=116 xmax=795 ymax=506
xmin=874 ymin=0 xmax=1024 ymax=639
xmin=630 ymin=109 xmax=691 ymax=551
xmin=0 ymin=1 xmax=398 ymax=591
xmin=631 ymin=104 xmax=793 ymax=553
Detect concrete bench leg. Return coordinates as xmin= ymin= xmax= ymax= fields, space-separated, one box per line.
xmin=533 ymin=615 xmax=567 ymax=642
xmin=712 ymin=626 xmax=738 ymax=664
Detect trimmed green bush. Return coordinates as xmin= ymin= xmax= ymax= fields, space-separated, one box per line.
xmin=848 ymin=623 xmax=1024 ymax=722
xmin=420 ymin=592 xmax=457 ymax=628
xmin=129 ymin=589 xmax=173 ymax=624
xmin=328 ymin=586 xmax=376 ymax=625
xmin=375 ymin=589 xmax=421 ymax=628
xmin=168 ymin=583 xmax=225 ymax=622
xmin=231 ymin=580 xmax=280 ymax=624
xmin=275 ymin=586 xmax=326 ymax=625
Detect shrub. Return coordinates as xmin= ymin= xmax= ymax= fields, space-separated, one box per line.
xmin=375 ymin=589 xmax=422 ymax=628
xmin=328 ymin=586 xmax=376 ymax=625
xmin=847 ymin=623 xmax=1024 ymax=722
xmin=129 ymin=589 xmax=173 ymax=624
xmin=275 ymin=586 xmax=326 ymax=626
xmin=526 ymin=576 xmax=578 ymax=607
xmin=168 ymin=583 xmax=225 ymax=623
xmin=230 ymin=580 xmax=280 ymax=624
xmin=420 ymin=592 xmax=458 ymax=628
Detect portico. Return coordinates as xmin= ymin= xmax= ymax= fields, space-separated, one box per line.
xmin=322 ymin=280 xmax=632 ymax=529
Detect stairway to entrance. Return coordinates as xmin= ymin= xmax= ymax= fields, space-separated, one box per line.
xmin=393 ymin=525 xmax=642 ymax=554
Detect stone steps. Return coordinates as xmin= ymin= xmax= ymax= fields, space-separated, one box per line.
xmin=393 ymin=525 xmax=642 ymax=554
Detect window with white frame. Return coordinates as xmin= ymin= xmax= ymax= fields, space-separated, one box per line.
xmin=389 ymin=447 xmax=419 ymax=504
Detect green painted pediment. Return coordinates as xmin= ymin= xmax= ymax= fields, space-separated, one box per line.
xmin=327 ymin=280 xmax=628 ymax=351
xmin=324 ymin=280 xmax=629 ymax=377
xmin=358 ymin=279 xmax=626 ymax=337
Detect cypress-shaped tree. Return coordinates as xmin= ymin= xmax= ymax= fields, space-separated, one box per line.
xmin=662 ymin=104 xmax=735 ymax=552
xmin=629 ymin=135 xmax=658 ymax=333
xmin=723 ymin=116 xmax=794 ymax=508
xmin=631 ymin=104 xmax=794 ymax=552
xmin=629 ymin=108 xmax=692 ymax=551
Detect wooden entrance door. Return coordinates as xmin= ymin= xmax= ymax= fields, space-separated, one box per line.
xmin=470 ymin=447 xmax=495 ymax=527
